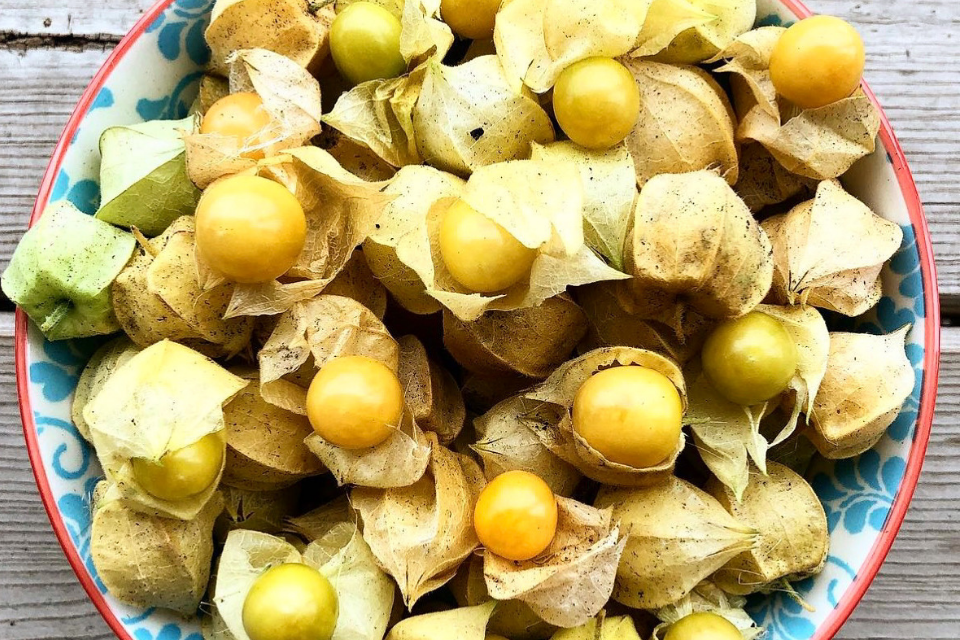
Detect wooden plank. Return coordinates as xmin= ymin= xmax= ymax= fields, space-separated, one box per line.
xmin=0 ymin=0 xmax=153 ymax=40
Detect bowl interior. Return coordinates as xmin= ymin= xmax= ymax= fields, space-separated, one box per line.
xmin=17 ymin=1 xmax=937 ymax=640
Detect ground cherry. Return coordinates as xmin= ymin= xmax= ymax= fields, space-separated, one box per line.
xmin=663 ymin=612 xmax=742 ymax=640
xmin=330 ymin=2 xmax=407 ymax=85
xmin=200 ymin=92 xmax=272 ymax=159
xmin=131 ymin=432 xmax=224 ymax=502
xmin=770 ymin=15 xmax=865 ymax=109
xmin=552 ymin=57 xmax=640 ymax=150
xmin=474 ymin=470 xmax=558 ymax=561
xmin=242 ymin=563 xmax=338 ymax=640
xmin=701 ymin=312 xmax=798 ymax=407
xmin=572 ymin=366 xmax=683 ymax=469
xmin=195 ymin=175 xmax=307 ymax=284
xmin=439 ymin=199 xmax=537 ymax=294
xmin=306 ymin=355 xmax=404 ymax=450
xmin=440 ymin=0 xmax=502 ymax=40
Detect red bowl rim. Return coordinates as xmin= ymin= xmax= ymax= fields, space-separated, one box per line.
xmin=14 ymin=0 xmax=941 ymax=639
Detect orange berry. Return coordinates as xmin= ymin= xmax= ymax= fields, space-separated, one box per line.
xmin=474 ymin=470 xmax=558 ymax=561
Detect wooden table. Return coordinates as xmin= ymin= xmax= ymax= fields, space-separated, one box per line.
xmin=0 ymin=0 xmax=957 ymax=638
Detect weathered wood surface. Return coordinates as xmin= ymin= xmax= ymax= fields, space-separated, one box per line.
xmin=0 ymin=0 xmax=958 ymax=639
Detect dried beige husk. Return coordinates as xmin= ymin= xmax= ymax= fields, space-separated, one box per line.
xmin=215 ymin=484 xmax=302 ymax=543
xmin=636 ymin=0 xmax=756 ymax=64
xmin=84 ymin=341 xmax=246 ymax=519
xmin=205 ymin=0 xmax=335 ymax=75
xmin=472 ymin=395 xmax=583 ymax=497
xmin=707 ymin=461 xmax=829 ymax=595
xmin=91 ymin=486 xmax=222 ymax=615
xmin=214 ymin=526 xmax=395 ymax=640
xmin=494 ymin=0 xmax=650 ymax=93
xmin=72 ymin=336 xmax=140 ymax=442
xmin=552 ymin=613 xmax=642 ymax=640
xmin=650 ymin=581 xmax=764 ymax=640
xmin=622 ymin=171 xmax=773 ymax=331
xmin=316 ymin=128 xmax=398 ymax=182
xmin=621 ymin=61 xmax=738 ymax=188
xmin=413 ymin=56 xmax=555 ymax=176
xmin=807 ymin=327 xmax=914 ymax=459
xmin=222 ymin=368 xmax=325 ymax=491
xmin=386 ymin=602 xmax=497 ymax=640
xmin=352 ymin=435 xmax=484 ymax=607
xmin=485 ymin=497 xmax=626 ymax=627
xmin=461 ymin=372 xmax=538 ymax=415
xmin=185 ymin=49 xmax=324 ymax=188
xmin=198 ymin=74 xmax=231 ymax=114
xmin=761 ymin=180 xmax=903 ymax=316
xmin=398 ymin=335 xmax=466 ymax=445
xmin=594 ymin=476 xmax=758 ymax=609
xmin=442 ymin=295 xmax=588 ymax=379
xmin=319 ymin=248 xmax=388 ymax=319
xmin=285 ymin=496 xmax=355 ymax=543
xmin=530 ymin=142 xmax=637 ymax=270
xmin=735 ymin=143 xmax=815 ymax=212
xmin=522 ymin=347 xmax=687 ymax=486
xmin=399 ymin=0 xmax=454 ymax=65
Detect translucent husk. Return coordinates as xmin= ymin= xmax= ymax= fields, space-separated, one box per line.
xmin=91 ymin=486 xmax=223 ymax=615
xmin=285 ymin=496 xmax=355 ymax=543
xmin=316 ymin=128 xmax=398 ymax=182
xmin=442 ymin=295 xmax=588 ymax=379
xmin=594 ymin=476 xmax=759 ymax=609
xmin=322 ymin=249 xmax=389 ymax=320
xmin=484 ymin=497 xmax=626 ymax=627
xmin=205 ymin=0 xmax=336 ymax=75
xmin=622 ymin=171 xmax=773 ymax=330
xmin=620 ymin=61 xmax=738 ymax=188
xmin=213 ymin=526 xmax=395 ymax=640
xmin=413 ymin=56 xmax=555 ymax=176
xmin=84 ymin=340 xmax=247 ymax=519
xmin=649 ymin=581 xmax=764 ymax=640
xmin=385 ymin=602 xmax=497 ymax=640
xmin=397 ymin=335 xmax=466 ymax=445
xmin=637 ymin=0 xmax=756 ymax=64
xmin=222 ymin=368 xmax=325 ymax=491
xmin=808 ymin=327 xmax=914 ymax=459
xmin=72 ymin=336 xmax=140 ymax=442
xmin=461 ymin=372 xmax=538 ymax=415
xmin=96 ymin=116 xmax=201 ymax=236
xmin=707 ymin=462 xmax=829 ymax=595
xmin=112 ymin=216 xmax=255 ymax=359
xmin=735 ymin=142 xmax=815 ymax=213
xmin=351 ymin=435 xmax=485 ymax=608
xmin=472 ymin=395 xmax=583 ymax=497
xmin=215 ymin=484 xmax=303 ymax=543
xmin=761 ymin=180 xmax=903 ymax=317
xmin=399 ymin=0 xmax=454 ymax=64
xmin=551 ymin=613 xmax=642 ymax=640
xmin=185 ymin=49 xmax=324 ymax=188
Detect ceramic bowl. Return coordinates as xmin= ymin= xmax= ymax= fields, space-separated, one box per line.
xmin=15 ymin=1 xmax=940 ymax=639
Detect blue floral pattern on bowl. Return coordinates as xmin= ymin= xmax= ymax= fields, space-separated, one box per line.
xmin=20 ymin=0 xmax=933 ymax=639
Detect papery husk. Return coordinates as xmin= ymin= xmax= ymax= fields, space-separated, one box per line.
xmin=205 ymin=0 xmax=336 ymax=75
xmin=323 ymin=249 xmax=389 ymax=320
xmin=622 ymin=171 xmax=773 ymax=330
xmin=198 ymin=74 xmax=231 ymax=114
xmin=285 ymin=496 xmax=355 ymax=543
xmin=472 ymin=395 xmax=582 ymax=497
xmin=807 ymin=327 xmax=914 ymax=459
xmin=91 ymin=487 xmax=222 ymax=615
xmin=398 ymin=335 xmax=466 ymax=445
xmin=494 ymin=0 xmax=650 ymax=93
xmin=522 ymin=347 xmax=686 ymax=486
xmin=222 ymin=368 xmax=325 ymax=491
xmin=96 ymin=116 xmax=201 ymax=236
xmin=215 ymin=484 xmax=302 ymax=543
xmin=352 ymin=435 xmax=485 ymax=608
xmin=399 ymin=0 xmax=454 ymax=65
xmin=761 ymin=180 xmax=903 ymax=316
xmin=551 ymin=613 xmax=642 ymax=640
xmin=707 ymin=461 xmax=829 ymax=595
xmin=530 ymin=142 xmax=636 ymax=270
xmin=766 ymin=423 xmax=818 ymax=476
xmin=113 ymin=216 xmax=255 ymax=359
xmin=443 ymin=295 xmax=588 ymax=379
xmin=650 ymin=581 xmax=764 ymax=640
xmin=185 ymin=49 xmax=324 ymax=188
xmin=461 ymin=372 xmax=538 ymax=415
xmin=638 ymin=0 xmax=756 ymax=64
xmin=413 ymin=56 xmax=555 ymax=176
xmin=485 ymin=497 xmax=626 ymax=627
xmin=594 ymin=475 xmax=759 ymax=609
xmin=323 ymin=67 xmax=426 ymax=168
xmin=316 ymin=128 xmax=398 ymax=182
xmin=258 ymin=293 xmax=400 ymax=414
xmin=620 ymin=61 xmax=738 ymax=188
xmin=735 ymin=143 xmax=815 ymax=212
xmin=386 ymin=602 xmax=497 ymax=640
xmin=72 ymin=336 xmax=141 ymax=442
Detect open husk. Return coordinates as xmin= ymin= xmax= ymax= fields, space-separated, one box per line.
xmin=222 ymin=368 xmax=325 ymax=491
xmin=322 ymin=248 xmax=389 ymax=320
xmin=735 ymin=142 xmax=815 ymax=212
xmin=622 ymin=171 xmax=773 ymax=332
xmin=91 ymin=485 xmax=222 ymax=615
xmin=284 ymin=496 xmax=355 ymax=543
xmin=620 ymin=61 xmax=738 ymax=188
xmin=552 ymin=613 xmax=642 ymax=640
xmin=761 ymin=180 xmax=903 ymax=316
xmin=484 ymin=497 xmax=626 ymax=627
xmin=72 ymin=336 xmax=141 ymax=442
xmin=397 ymin=334 xmax=466 ymax=445
xmin=351 ymin=435 xmax=485 ymax=608
xmin=316 ymin=128 xmax=398 ymax=182
xmin=707 ymin=462 xmax=829 ymax=595
xmin=650 ymin=581 xmax=764 ymax=640
xmin=215 ymin=484 xmax=302 ymax=543
xmin=112 ymin=216 xmax=254 ymax=359
xmin=386 ymin=602 xmax=497 ymax=640
xmin=634 ymin=0 xmax=756 ymax=64
xmin=522 ymin=347 xmax=687 ymax=486
xmin=807 ymin=327 xmax=914 ymax=459
xmin=443 ymin=295 xmax=588 ymax=379
xmin=594 ymin=476 xmax=759 ymax=609
xmin=461 ymin=372 xmax=539 ymax=415
xmin=399 ymin=0 xmax=454 ymax=65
